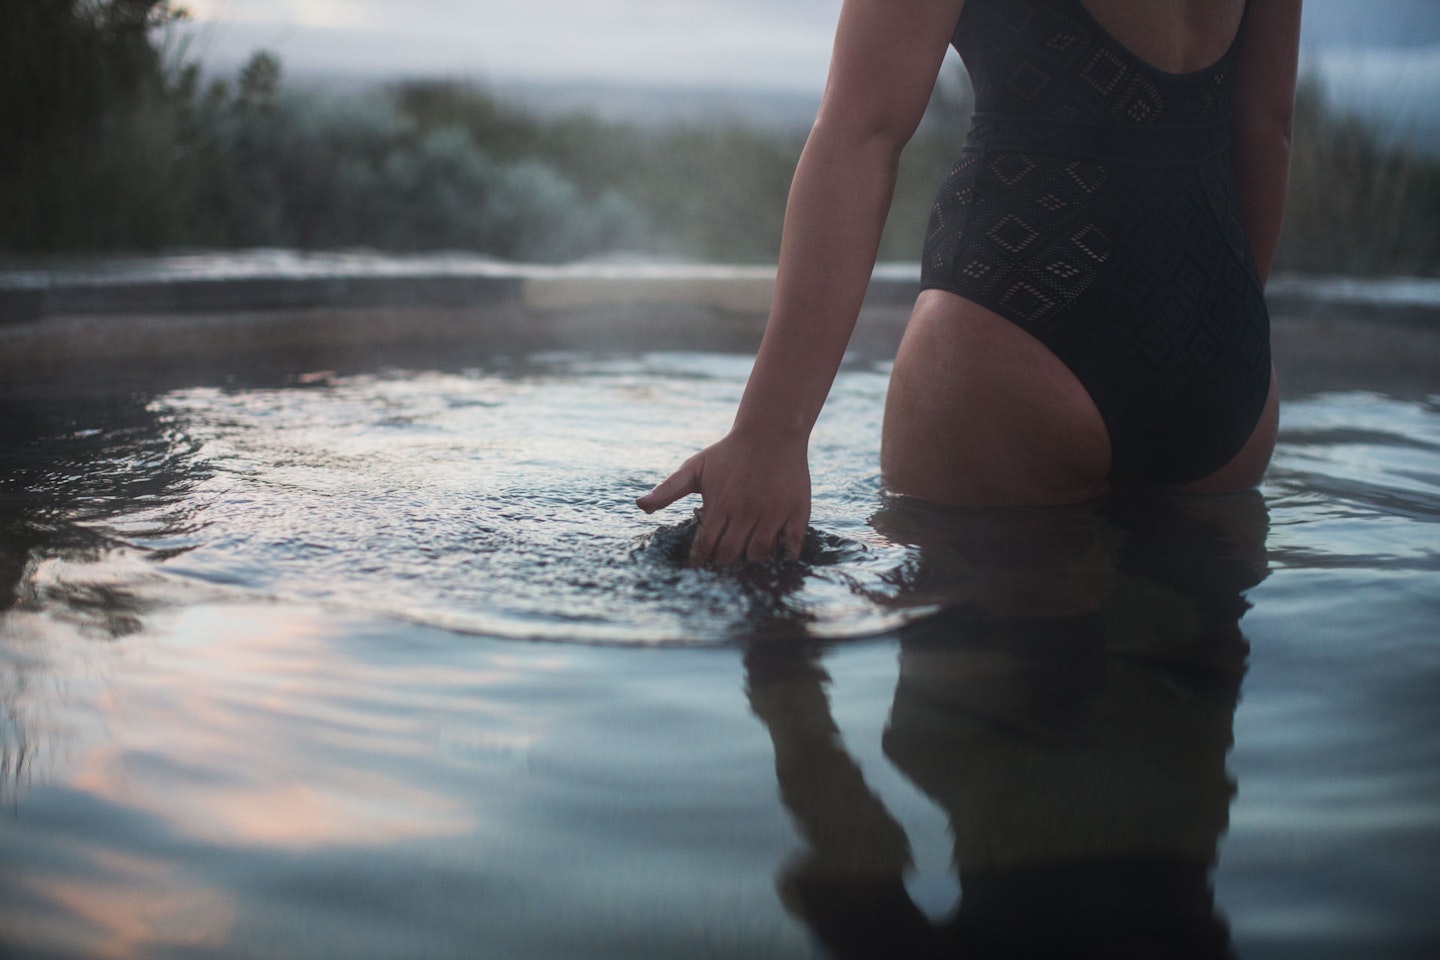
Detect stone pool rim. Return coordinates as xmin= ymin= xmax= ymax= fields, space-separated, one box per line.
xmin=1 ymin=253 xmax=1437 ymax=396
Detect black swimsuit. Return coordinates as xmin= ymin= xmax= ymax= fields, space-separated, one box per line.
xmin=920 ymin=0 xmax=1271 ymax=485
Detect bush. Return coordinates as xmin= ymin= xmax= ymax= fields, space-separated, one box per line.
xmin=1276 ymin=74 xmax=1440 ymax=277
xmin=0 ymin=0 xmax=191 ymax=252
xmin=184 ymin=72 xmax=648 ymax=259
xmin=2 ymin=14 xmax=1434 ymax=277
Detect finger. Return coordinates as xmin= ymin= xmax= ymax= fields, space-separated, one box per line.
xmin=689 ymin=511 xmax=728 ymax=567
xmin=778 ymin=518 xmax=806 ymax=562
xmin=710 ymin=516 xmax=757 ymax=568
xmin=636 ymin=461 xmax=700 ymax=514
xmin=745 ymin=522 xmax=783 ymax=564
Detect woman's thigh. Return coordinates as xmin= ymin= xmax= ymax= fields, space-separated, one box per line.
xmin=880 ymin=289 xmax=1112 ymax=506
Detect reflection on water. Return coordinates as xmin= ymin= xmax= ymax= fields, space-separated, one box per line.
xmin=1 ymin=354 xmax=1438 ymax=958
xmin=748 ymin=493 xmax=1263 ymax=958
xmin=1 ymin=394 xmax=205 ymax=810
xmin=4 ymin=355 xmax=918 ymax=646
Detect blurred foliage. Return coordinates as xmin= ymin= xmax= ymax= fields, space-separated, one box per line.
xmin=388 ymin=80 xmax=803 ymax=260
xmin=1 ymin=0 xmax=191 ymax=250
xmin=1275 ymin=73 xmax=1440 ymax=277
xmin=0 ymin=9 xmax=1435 ymax=275
xmin=386 ymin=64 xmax=972 ymax=262
xmin=882 ymin=59 xmax=973 ymax=261
xmin=179 ymin=67 xmax=646 ymax=258
xmin=0 ymin=5 xmax=644 ymax=260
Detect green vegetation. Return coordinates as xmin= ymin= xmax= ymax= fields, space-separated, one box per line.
xmin=2 ymin=6 xmax=1435 ymax=276
xmin=2 ymin=0 xmax=191 ymax=250
xmin=1275 ymin=74 xmax=1440 ymax=277
xmin=1 ymin=2 xmax=646 ymax=259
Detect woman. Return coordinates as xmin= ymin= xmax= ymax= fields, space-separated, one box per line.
xmin=637 ymin=0 xmax=1303 ymax=566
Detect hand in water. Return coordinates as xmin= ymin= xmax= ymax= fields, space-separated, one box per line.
xmin=636 ymin=432 xmax=810 ymax=567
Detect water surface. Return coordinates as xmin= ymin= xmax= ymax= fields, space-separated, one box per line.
xmin=1 ymin=352 xmax=1437 ymax=958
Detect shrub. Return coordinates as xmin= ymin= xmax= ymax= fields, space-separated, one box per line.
xmin=0 ymin=0 xmax=191 ymax=252
xmin=1277 ymin=73 xmax=1440 ymax=276
xmin=2 ymin=14 xmax=1434 ymax=277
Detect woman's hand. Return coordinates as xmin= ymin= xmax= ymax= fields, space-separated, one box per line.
xmin=637 ymin=432 xmax=810 ymax=567
xmin=636 ymin=0 xmax=961 ymax=567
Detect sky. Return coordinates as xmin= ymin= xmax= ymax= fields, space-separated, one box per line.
xmin=176 ymin=0 xmax=843 ymax=90
xmin=176 ymin=0 xmax=1440 ymax=141
xmin=175 ymin=0 xmax=1440 ymax=85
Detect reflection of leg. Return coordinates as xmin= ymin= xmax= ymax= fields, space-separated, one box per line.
xmin=1101 ymin=491 xmax=1267 ymax=678
xmin=868 ymin=497 xmax=1115 ymax=622
xmin=743 ymin=644 xmax=936 ymax=959
xmin=894 ymin=604 xmax=1107 ymax=747
xmin=745 ymin=644 xmax=911 ymax=881
xmin=954 ymin=858 xmax=1232 ymax=959
xmin=877 ymin=526 xmax=1247 ymax=958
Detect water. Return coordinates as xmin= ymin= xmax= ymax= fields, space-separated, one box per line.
xmin=1 ymin=350 xmax=1437 ymax=959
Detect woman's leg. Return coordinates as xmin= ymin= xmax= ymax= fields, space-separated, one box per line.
xmin=881 ymin=289 xmax=1113 ymax=506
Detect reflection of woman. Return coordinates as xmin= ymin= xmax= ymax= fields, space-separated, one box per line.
xmin=745 ymin=492 xmax=1268 ymax=958
xmin=639 ymin=0 xmax=1302 ymax=566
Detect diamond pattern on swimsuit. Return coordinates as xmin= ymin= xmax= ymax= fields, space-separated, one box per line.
xmin=919 ymin=0 xmax=1271 ymax=485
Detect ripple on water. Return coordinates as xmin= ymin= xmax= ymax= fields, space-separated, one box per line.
xmin=2 ymin=352 xmax=1438 ymax=960
xmin=3 ymin=363 xmax=1438 ymax=651
xmin=0 ymin=356 xmax=917 ymax=645
xmin=1265 ymin=392 xmax=1440 ymax=576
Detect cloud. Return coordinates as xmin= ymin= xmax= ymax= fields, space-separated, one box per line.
xmin=185 ymin=0 xmax=384 ymax=30
xmin=179 ymin=0 xmax=842 ymax=89
xmin=177 ymin=0 xmax=1440 ymax=92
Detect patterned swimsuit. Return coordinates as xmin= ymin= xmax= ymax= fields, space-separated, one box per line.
xmin=920 ymin=0 xmax=1271 ymax=485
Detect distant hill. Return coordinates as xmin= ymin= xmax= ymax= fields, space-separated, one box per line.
xmin=282 ymin=49 xmax=1437 ymax=155
xmin=486 ymin=55 xmax=1439 ymax=154
xmin=490 ymin=79 xmax=822 ymax=133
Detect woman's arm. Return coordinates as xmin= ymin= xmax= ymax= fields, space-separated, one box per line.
xmin=637 ymin=0 xmax=965 ymax=566
xmin=1230 ymin=0 xmax=1303 ymax=283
